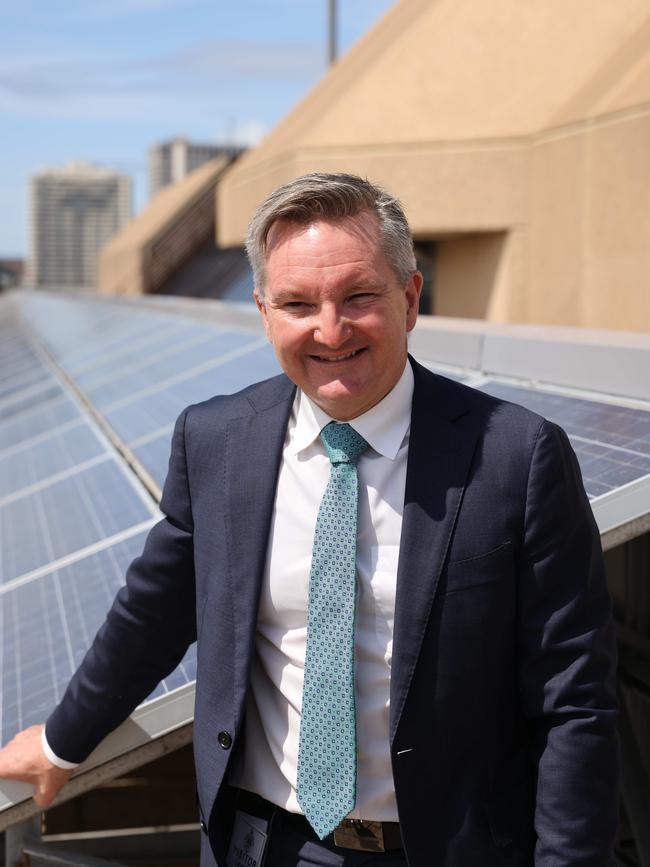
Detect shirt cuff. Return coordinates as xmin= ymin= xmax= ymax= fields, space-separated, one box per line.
xmin=41 ymin=728 xmax=79 ymax=770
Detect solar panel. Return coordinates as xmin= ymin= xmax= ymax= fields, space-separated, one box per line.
xmin=477 ymin=381 xmax=650 ymax=501
xmin=84 ymin=330 xmax=262 ymax=410
xmin=0 ymin=397 xmax=81 ymax=453
xmin=1 ymin=459 xmax=156 ymax=585
xmin=0 ymin=364 xmax=53 ymax=402
xmin=103 ymin=342 xmax=279 ymax=446
xmin=133 ymin=433 xmax=173 ymax=488
xmin=72 ymin=324 xmax=217 ymax=390
xmin=19 ymin=298 xmax=175 ymax=373
xmin=0 ymin=381 xmax=65 ymax=423
xmin=104 ymin=392 xmax=184 ymax=444
xmin=0 ymin=530 xmax=196 ymax=745
xmin=0 ymin=422 xmax=106 ymax=499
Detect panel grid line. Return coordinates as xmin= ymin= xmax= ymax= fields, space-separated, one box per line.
xmin=0 ymin=418 xmax=86 ymax=462
xmin=77 ymin=329 xmax=221 ymax=392
xmin=0 ymin=519 xmax=158 ymax=597
xmin=102 ymin=336 xmax=269 ymax=413
xmin=0 ymin=454 xmax=112 ymax=509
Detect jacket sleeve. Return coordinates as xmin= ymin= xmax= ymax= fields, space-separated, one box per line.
xmin=517 ymin=420 xmax=619 ymax=866
xmin=45 ymin=408 xmax=196 ymax=763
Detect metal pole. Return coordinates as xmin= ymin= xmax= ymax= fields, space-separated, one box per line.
xmin=328 ymin=0 xmax=337 ymax=64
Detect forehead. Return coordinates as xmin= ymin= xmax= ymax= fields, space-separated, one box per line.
xmin=265 ymin=212 xmax=384 ymax=271
xmin=265 ymin=213 xmax=391 ymax=289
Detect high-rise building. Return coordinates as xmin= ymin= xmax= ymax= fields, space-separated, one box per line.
xmin=148 ymin=137 xmax=243 ymax=199
xmin=28 ymin=161 xmax=132 ymax=289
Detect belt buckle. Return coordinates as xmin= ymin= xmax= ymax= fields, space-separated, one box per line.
xmin=333 ymin=818 xmax=385 ymax=852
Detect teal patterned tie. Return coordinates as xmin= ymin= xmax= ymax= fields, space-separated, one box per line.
xmin=297 ymin=421 xmax=369 ymax=839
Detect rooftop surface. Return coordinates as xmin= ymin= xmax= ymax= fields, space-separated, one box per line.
xmin=1 ymin=288 xmax=649 ymax=826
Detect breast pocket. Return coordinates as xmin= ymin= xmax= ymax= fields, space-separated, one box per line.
xmin=445 ymin=541 xmax=513 ymax=593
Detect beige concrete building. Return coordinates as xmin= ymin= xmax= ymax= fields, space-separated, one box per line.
xmin=99 ymin=158 xmax=230 ymax=296
xmin=217 ymin=0 xmax=650 ymax=331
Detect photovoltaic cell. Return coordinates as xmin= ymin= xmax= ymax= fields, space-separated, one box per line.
xmin=134 ymin=434 xmax=173 ymax=489
xmin=84 ymin=330 xmax=261 ymax=410
xmin=0 ymin=531 xmax=197 ymax=744
xmin=478 ymin=381 xmax=650 ymax=500
xmin=104 ymin=344 xmax=280 ymax=446
xmin=19 ymin=298 xmax=172 ymax=371
xmin=163 ymin=344 xmax=280 ymax=405
xmin=0 ymin=396 xmax=81 ymax=452
xmin=0 ymin=422 xmax=106 ymax=499
xmin=72 ymin=323 xmax=214 ymax=389
xmin=105 ymin=392 xmax=186 ymax=444
xmin=0 ymin=364 xmax=52 ymax=403
xmin=0 ymin=459 xmax=154 ymax=584
xmin=0 ymin=382 xmax=65 ymax=423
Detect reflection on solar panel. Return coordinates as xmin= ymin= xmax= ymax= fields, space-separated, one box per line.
xmin=0 ymin=421 xmax=105 ymax=499
xmin=0 ymin=290 xmax=282 ymax=821
xmin=478 ymin=382 xmax=650 ymax=500
xmin=0 ymin=530 xmax=197 ymax=745
xmin=15 ymin=293 xmax=278 ymax=485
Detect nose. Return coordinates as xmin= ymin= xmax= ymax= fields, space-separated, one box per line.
xmin=313 ymin=305 xmax=351 ymax=348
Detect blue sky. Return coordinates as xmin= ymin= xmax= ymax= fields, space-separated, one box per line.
xmin=0 ymin=0 xmax=395 ymax=257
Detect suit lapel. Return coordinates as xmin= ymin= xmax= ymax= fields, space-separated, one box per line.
xmin=224 ymin=377 xmax=295 ymax=724
xmin=389 ymin=360 xmax=480 ymax=740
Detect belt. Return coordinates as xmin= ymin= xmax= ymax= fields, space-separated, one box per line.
xmin=234 ymin=789 xmax=403 ymax=853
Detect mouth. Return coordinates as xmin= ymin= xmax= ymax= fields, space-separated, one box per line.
xmin=310 ymin=348 xmax=365 ymax=363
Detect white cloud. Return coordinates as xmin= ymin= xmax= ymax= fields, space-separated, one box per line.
xmin=0 ymin=37 xmax=321 ymax=112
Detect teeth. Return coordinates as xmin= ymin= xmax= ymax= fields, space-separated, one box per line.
xmin=317 ymin=350 xmax=358 ymax=361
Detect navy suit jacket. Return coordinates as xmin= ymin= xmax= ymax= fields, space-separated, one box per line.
xmin=47 ymin=358 xmax=619 ymax=866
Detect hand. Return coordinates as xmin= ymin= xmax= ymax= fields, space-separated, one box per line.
xmin=0 ymin=724 xmax=73 ymax=808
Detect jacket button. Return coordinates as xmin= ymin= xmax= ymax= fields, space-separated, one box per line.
xmin=200 ymin=820 xmax=208 ymax=834
xmin=218 ymin=730 xmax=232 ymax=749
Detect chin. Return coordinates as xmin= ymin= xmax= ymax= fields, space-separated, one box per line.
xmin=314 ymin=387 xmax=367 ymax=419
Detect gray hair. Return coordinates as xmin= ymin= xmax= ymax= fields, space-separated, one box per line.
xmin=245 ymin=172 xmax=417 ymax=292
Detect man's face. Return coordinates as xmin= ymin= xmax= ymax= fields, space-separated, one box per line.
xmin=255 ymin=211 xmax=422 ymax=420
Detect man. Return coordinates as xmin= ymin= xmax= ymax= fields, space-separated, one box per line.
xmin=0 ymin=173 xmax=618 ymax=866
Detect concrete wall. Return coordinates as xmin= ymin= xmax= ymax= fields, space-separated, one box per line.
xmin=216 ymin=0 xmax=650 ymax=331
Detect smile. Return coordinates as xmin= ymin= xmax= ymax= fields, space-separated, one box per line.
xmin=311 ymin=349 xmax=364 ymax=362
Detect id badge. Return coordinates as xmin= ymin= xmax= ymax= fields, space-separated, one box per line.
xmin=226 ymin=810 xmax=269 ymax=867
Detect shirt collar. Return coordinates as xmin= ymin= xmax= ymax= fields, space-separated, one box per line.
xmin=290 ymin=361 xmax=414 ymax=460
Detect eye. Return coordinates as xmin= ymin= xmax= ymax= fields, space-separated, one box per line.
xmin=280 ymin=300 xmax=313 ymax=314
xmin=348 ymin=292 xmax=376 ymax=304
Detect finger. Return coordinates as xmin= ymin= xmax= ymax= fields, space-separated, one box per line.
xmin=33 ymin=785 xmax=58 ymax=809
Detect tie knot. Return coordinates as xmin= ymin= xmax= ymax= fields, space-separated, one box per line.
xmin=320 ymin=421 xmax=368 ymax=465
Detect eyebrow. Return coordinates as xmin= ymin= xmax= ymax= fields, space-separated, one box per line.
xmin=270 ymin=281 xmax=386 ymax=304
xmin=267 ymin=290 xmax=308 ymax=304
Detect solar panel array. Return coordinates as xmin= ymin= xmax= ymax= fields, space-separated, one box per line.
xmin=0 ymin=292 xmax=280 ymax=752
xmin=2 ymin=289 xmax=650 ymax=815
xmin=476 ymin=382 xmax=650 ymax=501
xmin=19 ymin=293 xmax=279 ymax=488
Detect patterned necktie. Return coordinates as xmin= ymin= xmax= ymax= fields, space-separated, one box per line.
xmin=297 ymin=421 xmax=369 ymax=839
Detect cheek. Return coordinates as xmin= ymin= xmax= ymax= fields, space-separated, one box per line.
xmin=270 ymin=324 xmax=307 ymax=359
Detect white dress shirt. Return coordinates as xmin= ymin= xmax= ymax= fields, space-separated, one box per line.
xmin=230 ymin=362 xmax=414 ymax=821
xmin=45 ymin=363 xmax=414 ymax=823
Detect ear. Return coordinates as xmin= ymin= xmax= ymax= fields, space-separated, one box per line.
xmin=405 ymin=271 xmax=423 ymax=332
xmin=254 ymin=289 xmax=271 ymax=338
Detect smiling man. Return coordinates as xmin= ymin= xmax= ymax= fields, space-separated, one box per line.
xmin=255 ymin=211 xmax=421 ymax=420
xmin=0 ymin=173 xmax=618 ymax=867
